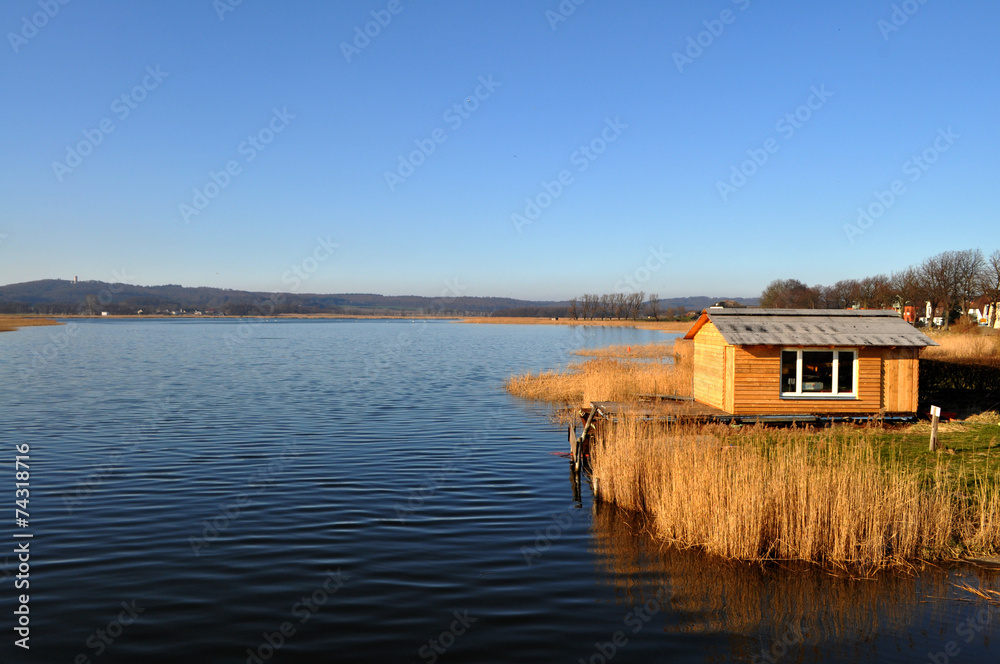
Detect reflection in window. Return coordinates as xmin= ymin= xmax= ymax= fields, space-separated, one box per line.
xmin=802 ymin=351 xmax=834 ymax=393
xmin=781 ymin=349 xmax=855 ymax=397
xmin=781 ymin=350 xmax=797 ymax=393
xmin=837 ymin=351 xmax=855 ymax=394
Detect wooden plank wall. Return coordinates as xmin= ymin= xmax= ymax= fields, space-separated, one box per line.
xmin=692 ymin=321 xmax=727 ymax=410
xmin=728 ymin=346 xmax=885 ymax=415
xmin=724 ymin=345 xmax=735 ymax=414
xmin=691 ymin=323 xmax=921 ymax=415
xmin=882 ymin=348 xmax=919 ymax=412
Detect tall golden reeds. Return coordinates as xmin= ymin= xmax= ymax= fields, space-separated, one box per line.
xmin=504 ymin=343 xmax=692 ymax=405
xmin=463 ymin=317 xmax=693 ymax=332
xmin=924 ymin=330 xmax=1000 ymax=365
xmin=0 ymin=316 xmax=61 ymax=333
xmin=589 ymin=420 xmax=1000 ymax=567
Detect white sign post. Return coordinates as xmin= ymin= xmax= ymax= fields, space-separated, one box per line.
xmin=929 ymin=405 xmax=941 ymax=452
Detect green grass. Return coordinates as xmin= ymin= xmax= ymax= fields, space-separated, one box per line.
xmin=868 ymin=420 xmax=1000 ymax=479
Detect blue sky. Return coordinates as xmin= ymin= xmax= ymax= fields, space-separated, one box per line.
xmin=1 ymin=0 xmax=997 ymax=300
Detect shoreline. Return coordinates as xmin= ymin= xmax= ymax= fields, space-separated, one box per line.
xmin=460 ymin=317 xmax=693 ymax=333
xmin=0 ymin=315 xmax=63 ymax=333
xmin=3 ymin=313 xmax=695 ymax=332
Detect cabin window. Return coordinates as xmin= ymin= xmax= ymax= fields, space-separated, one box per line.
xmin=781 ymin=349 xmax=856 ymax=397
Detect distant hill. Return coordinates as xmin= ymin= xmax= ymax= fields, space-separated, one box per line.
xmin=0 ymin=279 xmax=757 ymax=317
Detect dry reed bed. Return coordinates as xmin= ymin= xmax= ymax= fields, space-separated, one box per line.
xmin=924 ymin=330 xmax=1000 ymax=365
xmin=0 ymin=316 xmax=62 ymax=333
xmin=463 ymin=317 xmax=692 ymax=332
xmin=589 ymin=420 xmax=1000 ymax=567
xmin=572 ymin=342 xmax=676 ymax=359
xmin=504 ymin=355 xmax=692 ymax=405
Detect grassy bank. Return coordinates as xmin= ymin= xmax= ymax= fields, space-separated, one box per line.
xmin=590 ymin=420 xmax=1000 ymax=567
xmin=0 ymin=315 xmax=62 ymax=333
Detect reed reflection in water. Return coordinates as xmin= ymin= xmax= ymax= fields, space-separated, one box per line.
xmin=588 ymin=500 xmax=1000 ymax=663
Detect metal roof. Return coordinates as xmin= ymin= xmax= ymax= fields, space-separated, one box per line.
xmin=685 ymin=308 xmax=938 ymax=347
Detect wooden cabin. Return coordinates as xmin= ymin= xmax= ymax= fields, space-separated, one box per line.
xmin=682 ymin=309 xmax=937 ymax=417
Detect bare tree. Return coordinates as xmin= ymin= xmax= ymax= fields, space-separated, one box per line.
xmin=598 ymin=294 xmax=613 ymax=320
xmin=625 ymin=291 xmax=644 ymax=319
xmin=854 ymin=274 xmax=894 ymax=309
xmin=920 ymin=251 xmax=964 ymax=329
xmin=760 ymin=279 xmax=821 ymax=308
xmin=889 ymin=267 xmax=926 ymax=318
xmin=567 ymin=297 xmax=578 ymax=320
xmin=954 ymin=248 xmax=985 ymax=323
xmin=647 ymin=293 xmax=660 ymax=321
xmin=610 ymin=293 xmax=625 ymax=319
xmin=821 ymin=280 xmax=857 ymax=309
xmin=980 ymin=250 xmax=1000 ymax=327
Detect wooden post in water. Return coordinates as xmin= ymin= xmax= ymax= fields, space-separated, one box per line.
xmin=569 ymin=424 xmax=577 ymax=467
xmin=929 ymin=405 xmax=941 ymax=452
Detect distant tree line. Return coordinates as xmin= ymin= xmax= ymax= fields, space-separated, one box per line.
xmin=563 ymin=292 xmax=699 ymax=321
xmin=760 ymin=248 xmax=1000 ymax=329
xmin=568 ymin=293 xmax=645 ymax=320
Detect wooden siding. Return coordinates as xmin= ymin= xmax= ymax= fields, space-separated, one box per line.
xmin=691 ymin=322 xmax=922 ymax=416
xmin=724 ymin=345 xmax=735 ymax=414
xmin=882 ymin=347 xmax=920 ymax=413
xmin=727 ymin=346 xmax=884 ymax=415
xmin=692 ymin=321 xmax=727 ymax=410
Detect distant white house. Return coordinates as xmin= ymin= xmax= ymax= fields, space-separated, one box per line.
xmin=100 ymin=311 xmax=109 ymax=317
xmin=970 ymin=303 xmax=1000 ymax=327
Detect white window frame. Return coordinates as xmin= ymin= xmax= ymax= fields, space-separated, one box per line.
xmin=780 ymin=348 xmax=858 ymax=399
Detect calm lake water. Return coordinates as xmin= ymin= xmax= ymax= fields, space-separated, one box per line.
xmin=1 ymin=319 xmax=997 ymax=663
